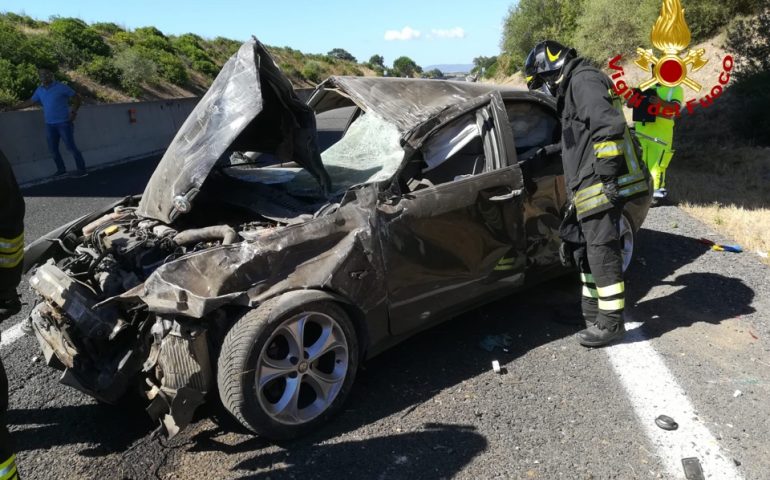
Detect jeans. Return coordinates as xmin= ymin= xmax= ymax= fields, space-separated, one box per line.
xmin=45 ymin=121 xmax=86 ymax=172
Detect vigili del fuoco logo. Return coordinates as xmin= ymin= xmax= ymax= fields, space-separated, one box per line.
xmin=608 ymin=0 xmax=734 ymax=117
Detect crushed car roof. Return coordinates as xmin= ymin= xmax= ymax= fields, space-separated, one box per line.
xmin=312 ymin=76 xmax=523 ymax=133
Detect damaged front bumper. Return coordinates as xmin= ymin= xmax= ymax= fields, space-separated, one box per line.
xmin=29 ymin=261 xmax=214 ymax=437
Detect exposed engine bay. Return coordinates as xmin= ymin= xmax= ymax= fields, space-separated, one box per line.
xmin=27 ymin=202 xmax=284 ymax=436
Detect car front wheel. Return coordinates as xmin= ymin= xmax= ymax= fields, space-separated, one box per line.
xmin=217 ymin=298 xmax=358 ymax=439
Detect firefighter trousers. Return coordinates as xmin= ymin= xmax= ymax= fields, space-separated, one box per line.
xmin=576 ymin=206 xmax=625 ymax=331
xmin=0 ymin=357 xmax=18 ymax=480
xmin=0 ymin=151 xmax=24 ymax=297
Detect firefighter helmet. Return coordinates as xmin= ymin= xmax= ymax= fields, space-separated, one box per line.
xmin=523 ymin=40 xmax=576 ymax=96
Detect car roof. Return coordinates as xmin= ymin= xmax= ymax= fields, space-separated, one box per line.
xmin=311 ymin=76 xmax=554 ymax=133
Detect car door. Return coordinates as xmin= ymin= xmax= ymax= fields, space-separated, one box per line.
xmin=377 ymin=93 xmax=527 ymax=336
xmin=504 ymin=98 xmax=567 ymax=273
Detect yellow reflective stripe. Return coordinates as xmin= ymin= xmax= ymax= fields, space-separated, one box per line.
xmin=598 ymin=298 xmax=625 ymax=311
xmin=597 ymin=282 xmax=625 ymax=297
xmin=494 ymin=265 xmax=517 ymax=271
xmin=0 ymin=455 xmax=16 ymax=480
xmin=0 ymin=249 xmax=24 ymax=268
xmin=619 ymin=171 xmax=645 ymax=186
xmin=582 ymin=286 xmax=598 ymax=298
xmin=497 ymin=257 xmax=517 ymax=265
xmin=594 ymin=140 xmax=623 ymax=158
xmin=526 ymin=75 xmax=533 ymax=83
xmin=619 ymin=179 xmax=649 ymax=198
xmin=580 ymin=273 xmax=595 ymax=283
xmin=575 ymin=183 xmax=604 ymax=203
xmin=0 ymin=233 xmax=23 ymax=252
xmin=576 ymin=192 xmax=611 ymax=215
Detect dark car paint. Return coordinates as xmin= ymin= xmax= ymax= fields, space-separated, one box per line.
xmin=25 ymin=80 xmax=650 ymax=367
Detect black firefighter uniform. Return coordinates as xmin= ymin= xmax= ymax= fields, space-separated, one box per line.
xmin=557 ymin=58 xmax=649 ymax=331
xmin=0 ymin=149 xmax=23 ymax=480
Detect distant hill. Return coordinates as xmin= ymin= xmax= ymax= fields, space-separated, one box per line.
xmin=0 ymin=12 xmax=375 ymax=105
xmin=425 ymin=64 xmax=474 ymax=74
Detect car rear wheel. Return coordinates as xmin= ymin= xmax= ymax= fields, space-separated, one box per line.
xmin=619 ymin=213 xmax=635 ymax=273
xmin=217 ymin=298 xmax=358 ymax=439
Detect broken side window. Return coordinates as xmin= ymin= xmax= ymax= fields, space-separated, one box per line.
xmin=416 ymin=112 xmax=486 ymax=187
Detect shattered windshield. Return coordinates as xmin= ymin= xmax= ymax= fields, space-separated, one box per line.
xmin=223 ymin=113 xmax=404 ymax=198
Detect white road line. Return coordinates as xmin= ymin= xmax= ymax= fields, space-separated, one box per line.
xmin=606 ymin=320 xmax=743 ymax=480
xmin=0 ymin=322 xmax=26 ymax=348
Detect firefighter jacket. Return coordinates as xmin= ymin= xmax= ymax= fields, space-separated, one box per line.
xmin=0 ymin=149 xmax=24 ymax=290
xmin=556 ymin=58 xmax=649 ymax=219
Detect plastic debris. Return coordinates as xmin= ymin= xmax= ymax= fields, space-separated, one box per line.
xmin=756 ymin=250 xmax=769 ymax=259
xmin=492 ymin=360 xmax=502 ymax=374
xmin=655 ymin=415 xmax=679 ymax=430
xmin=733 ymin=390 xmax=742 ymax=398
xmin=681 ymin=457 xmax=705 ymax=480
xmin=31 ymin=356 xmax=40 ymax=363
xmin=479 ymin=333 xmax=513 ymax=352
xmin=697 ymin=238 xmax=742 ymax=253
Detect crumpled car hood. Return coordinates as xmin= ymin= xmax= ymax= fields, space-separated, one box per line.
xmin=137 ymin=37 xmax=330 ymax=224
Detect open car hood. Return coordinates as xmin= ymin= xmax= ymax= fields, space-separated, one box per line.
xmin=137 ymin=38 xmax=330 ymax=224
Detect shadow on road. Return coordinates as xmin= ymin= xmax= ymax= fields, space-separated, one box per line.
xmin=627 ymin=227 xmax=755 ymax=341
xmin=7 ymin=397 xmax=154 ymax=456
xmin=233 ymin=424 xmax=486 ymax=479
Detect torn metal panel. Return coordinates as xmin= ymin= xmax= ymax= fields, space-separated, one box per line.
xmin=138 ymin=37 xmax=330 ymax=224
xmin=122 ymin=184 xmax=387 ymax=320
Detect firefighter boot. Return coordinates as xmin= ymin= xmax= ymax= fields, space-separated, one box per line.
xmin=577 ymin=322 xmax=626 ymax=347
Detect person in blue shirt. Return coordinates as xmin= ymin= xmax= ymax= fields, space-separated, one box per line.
xmin=12 ymin=69 xmax=87 ymax=177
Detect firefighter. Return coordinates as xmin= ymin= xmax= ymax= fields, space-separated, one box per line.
xmin=524 ymin=41 xmax=649 ymax=347
xmin=0 ymin=148 xmax=23 ymax=479
xmin=634 ymin=83 xmax=683 ymax=203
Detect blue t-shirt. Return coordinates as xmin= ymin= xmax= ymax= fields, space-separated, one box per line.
xmin=31 ymin=82 xmax=76 ymax=124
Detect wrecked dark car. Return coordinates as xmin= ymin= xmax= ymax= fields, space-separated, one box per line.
xmin=23 ymin=38 xmax=651 ymax=440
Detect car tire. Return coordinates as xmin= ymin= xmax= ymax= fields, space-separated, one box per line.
xmin=619 ymin=212 xmax=635 ymax=273
xmin=217 ymin=297 xmax=358 ymax=440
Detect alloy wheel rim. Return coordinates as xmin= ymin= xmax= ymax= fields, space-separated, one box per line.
xmin=255 ymin=311 xmax=349 ymax=425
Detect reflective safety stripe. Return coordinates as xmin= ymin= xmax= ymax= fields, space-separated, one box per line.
xmin=594 ymin=140 xmax=623 ymax=159
xmin=0 ymin=249 xmax=24 ymax=269
xmin=497 ymin=257 xmax=517 ymax=265
xmin=575 ymin=178 xmax=648 ymax=216
xmin=598 ymin=298 xmax=625 ymax=311
xmin=0 ymin=233 xmax=23 ymax=253
xmin=582 ymin=286 xmax=599 ymax=298
xmin=597 ymin=282 xmax=624 ymax=297
xmin=494 ymin=265 xmax=517 ymax=271
xmin=0 ymin=454 xmax=16 ymax=480
xmin=580 ymin=273 xmax=595 ymax=283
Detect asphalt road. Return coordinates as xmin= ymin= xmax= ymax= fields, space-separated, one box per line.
xmin=5 ymin=154 xmax=769 ymax=479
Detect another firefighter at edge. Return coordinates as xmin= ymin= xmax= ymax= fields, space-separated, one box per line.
xmin=0 ymin=148 xmax=23 ymax=480
xmin=524 ymin=41 xmax=650 ymax=347
xmin=634 ymin=82 xmax=683 ymax=203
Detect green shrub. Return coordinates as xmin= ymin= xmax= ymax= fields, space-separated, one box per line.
xmin=0 ymin=59 xmax=38 ymax=104
xmin=301 ymin=61 xmax=324 ymax=83
xmin=48 ymin=17 xmax=110 ymax=65
xmin=113 ymin=47 xmax=157 ymax=95
xmin=91 ymin=22 xmax=125 ymax=36
xmin=81 ymin=56 xmax=120 ymax=85
xmin=191 ymin=60 xmax=219 ymax=77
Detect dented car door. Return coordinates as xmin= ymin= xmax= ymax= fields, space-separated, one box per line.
xmin=378 ymin=93 xmax=526 ymax=336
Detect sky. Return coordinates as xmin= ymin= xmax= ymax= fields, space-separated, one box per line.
xmin=1 ymin=0 xmax=515 ymax=67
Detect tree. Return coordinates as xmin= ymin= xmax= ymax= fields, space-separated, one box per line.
xmin=392 ymin=56 xmax=420 ymax=77
xmin=472 ymin=56 xmax=497 ymax=75
xmin=501 ymin=0 xmax=586 ymax=73
xmin=368 ymin=54 xmax=385 ymax=68
xmin=422 ymin=68 xmax=443 ymax=79
xmin=327 ymin=48 xmax=356 ymax=62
